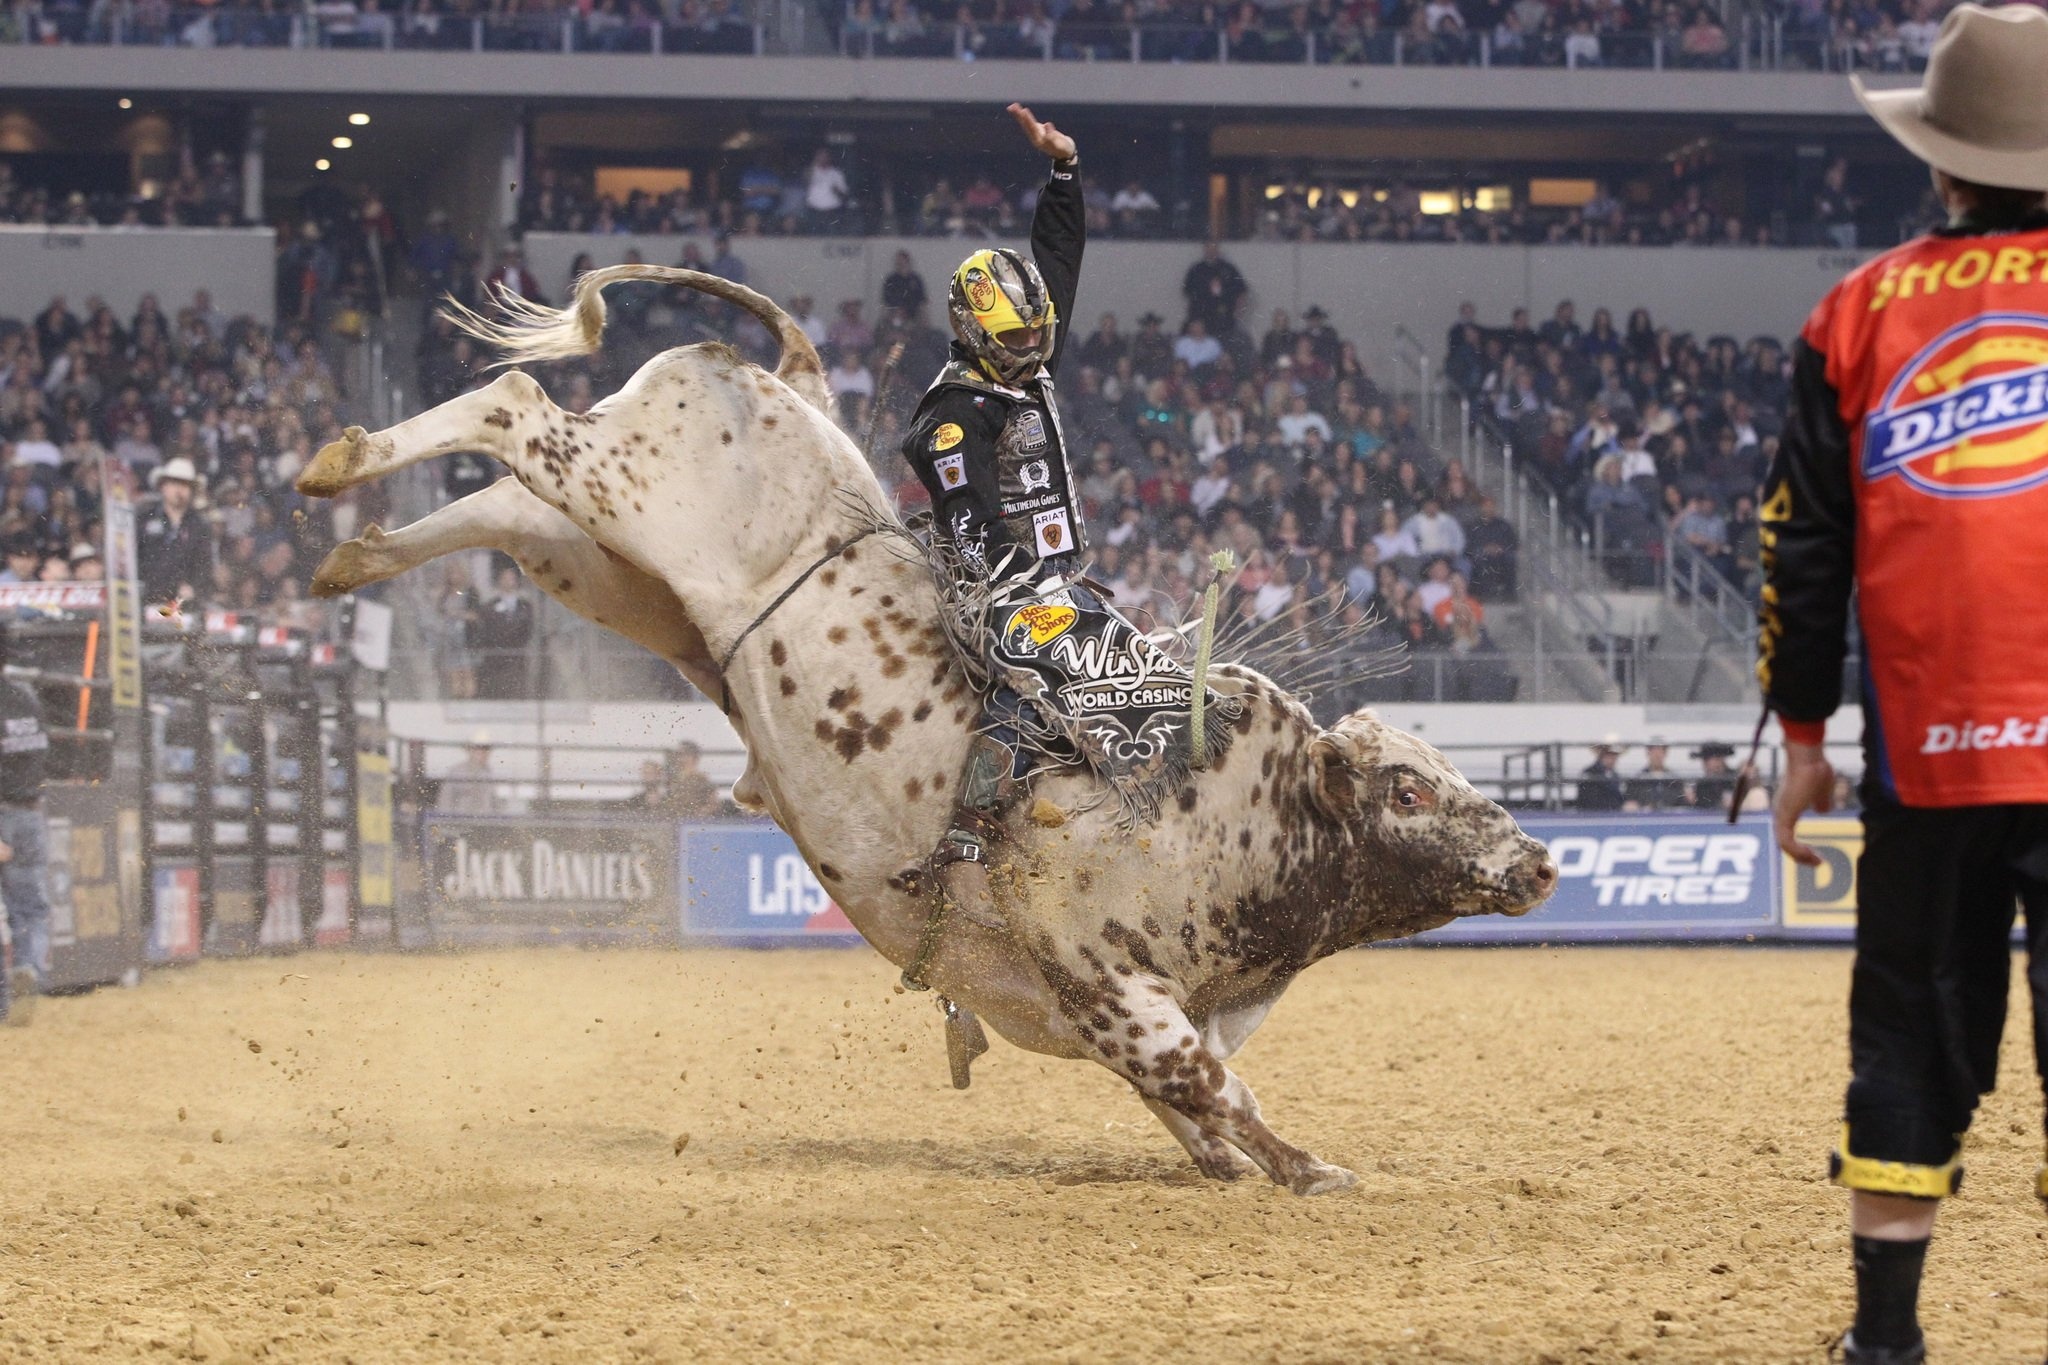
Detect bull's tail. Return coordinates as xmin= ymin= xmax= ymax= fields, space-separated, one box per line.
xmin=441 ymin=264 xmax=829 ymax=412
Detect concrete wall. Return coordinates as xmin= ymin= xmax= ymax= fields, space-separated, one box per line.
xmin=526 ymin=232 xmax=1874 ymax=357
xmin=0 ymin=226 xmax=276 ymax=325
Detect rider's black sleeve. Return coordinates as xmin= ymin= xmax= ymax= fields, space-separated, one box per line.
xmin=1032 ymin=157 xmax=1084 ymax=376
xmin=903 ymin=386 xmax=1012 ymax=568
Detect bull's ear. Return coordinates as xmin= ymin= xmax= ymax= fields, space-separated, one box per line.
xmin=1309 ymin=733 xmax=1359 ymax=822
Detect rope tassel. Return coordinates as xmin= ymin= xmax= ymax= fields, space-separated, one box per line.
xmin=1190 ymin=549 xmax=1236 ymax=770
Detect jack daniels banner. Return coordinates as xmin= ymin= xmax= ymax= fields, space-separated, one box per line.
xmin=988 ymin=584 xmax=1241 ymax=824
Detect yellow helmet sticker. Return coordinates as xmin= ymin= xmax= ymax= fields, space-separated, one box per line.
xmin=956 ymin=251 xmax=1029 ymax=335
xmin=932 ymin=422 xmax=965 ymax=451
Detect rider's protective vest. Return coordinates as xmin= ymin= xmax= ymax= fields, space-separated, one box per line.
xmin=910 ymin=354 xmax=1086 ymax=574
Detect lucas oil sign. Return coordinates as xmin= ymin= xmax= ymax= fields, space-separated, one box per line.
xmin=1420 ymin=814 xmax=1780 ymax=944
xmin=678 ymin=823 xmax=862 ymax=945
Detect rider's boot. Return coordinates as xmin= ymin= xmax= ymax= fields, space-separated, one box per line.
xmin=900 ymin=732 xmax=1015 ymax=995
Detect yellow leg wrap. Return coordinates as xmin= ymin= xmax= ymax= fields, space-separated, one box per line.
xmin=1829 ymin=1124 xmax=1961 ymax=1199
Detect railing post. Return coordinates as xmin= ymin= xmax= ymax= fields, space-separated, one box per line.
xmin=1479 ymin=31 xmax=1488 ymax=65
xmin=1392 ymin=31 xmax=1401 ymax=64
xmin=562 ymin=16 xmax=573 ymax=51
xmin=1131 ymin=24 xmax=1139 ymax=61
xmin=754 ymin=20 xmax=765 ymax=53
xmin=954 ymin=21 xmax=964 ymax=56
xmin=1217 ymin=24 xmax=1226 ymax=61
xmin=652 ymin=19 xmax=661 ymax=52
xmin=1304 ymin=30 xmax=1313 ymax=63
xmin=472 ymin=15 xmax=483 ymax=50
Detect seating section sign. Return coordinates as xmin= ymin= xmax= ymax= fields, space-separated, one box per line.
xmin=679 ymin=823 xmax=863 ymax=945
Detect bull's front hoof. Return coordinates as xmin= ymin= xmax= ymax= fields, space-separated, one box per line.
xmin=298 ymin=426 xmax=373 ymax=498
xmin=1287 ymin=1161 xmax=1358 ymax=1197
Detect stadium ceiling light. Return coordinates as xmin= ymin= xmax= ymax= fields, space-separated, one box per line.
xmin=331 ymin=136 xmax=352 ymax=149
xmin=117 ymin=98 xmax=132 ymax=109
xmin=349 ymin=113 xmax=370 ymax=126
xmin=315 ymin=159 xmax=331 ymax=171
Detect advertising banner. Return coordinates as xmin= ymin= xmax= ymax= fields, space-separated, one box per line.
xmin=317 ymin=862 xmax=352 ymax=946
xmin=678 ymin=822 xmax=863 ymax=946
xmin=356 ymin=752 xmax=393 ymax=911
xmin=149 ymin=860 xmax=200 ymax=962
xmin=423 ymin=815 xmax=680 ymax=946
xmin=205 ymin=856 xmax=261 ymax=956
xmin=43 ymin=783 xmax=145 ymax=989
xmin=1779 ymin=817 xmax=1862 ymax=940
xmin=1419 ymin=813 xmax=1781 ymax=944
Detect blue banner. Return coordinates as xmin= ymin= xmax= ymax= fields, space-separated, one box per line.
xmin=678 ymin=822 xmax=865 ymax=946
xmin=1418 ymin=813 xmax=1781 ymax=944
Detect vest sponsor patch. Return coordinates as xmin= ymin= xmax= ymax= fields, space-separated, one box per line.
xmin=1019 ymin=458 xmax=1051 ymax=493
xmin=1864 ymin=312 xmax=2048 ymax=498
xmin=1032 ymin=507 xmax=1072 ymax=557
xmin=1013 ymin=410 xmax=1047 ymax=452
xmin=931 ymin=422 xmax=965 ymax=453
xmin=934 ymin=452 xmax=966 ymax=489
xmin=1002 ymin=602 xmax=1079 ymax=657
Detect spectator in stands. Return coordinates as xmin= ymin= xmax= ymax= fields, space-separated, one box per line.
xmin=1625 ymin=738 xmax=1686 ymax=810
xmin=439 ymin=736 xmax=501 ymax=816
xmin=1458 ymin=495 xmax=1517 ymax=600
xmin=1181 ymin=241 xmax=1246 ymax=337
xmin=1688 ymin=741 xmax=1738 ymax=812
xmin=1403 ymin=493 xmax=1467 ymax=565
xmin=137 ymin=458 xmax=210 ymax=610
xmin=1173 ymin=317 xmax=1223 ymax=372
xmin=469 ymin=564 xmax=536 ymax=700
xmin=1576 ymin=737 xmax=1628 ymax=811
xmin=881 ymin=250 xmax=927 ymax=321
xmin=804 ymin=149 xmax=850 ymax=232
xmin=668 ymin=741 xmax=719 ymax=819
xmin=1130 ymin=311 xmax=1172 ymax=379
xmin=484 ymin=244 xmax=545 ymax=304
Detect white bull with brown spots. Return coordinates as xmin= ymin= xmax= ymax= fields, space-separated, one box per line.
xmin=300 ymin=267 xmax=1557 ymax=1195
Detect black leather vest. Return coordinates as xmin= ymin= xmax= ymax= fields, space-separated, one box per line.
xmin=931 ymin=358 xmax=1087 ymax=564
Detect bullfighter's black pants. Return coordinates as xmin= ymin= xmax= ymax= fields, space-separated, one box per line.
xmin=1835 ymin=793 xmax=2048 ymax=1198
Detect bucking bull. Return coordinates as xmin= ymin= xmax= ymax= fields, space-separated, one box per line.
xmin=298 ymin=266 xmax=1557 ymax=1196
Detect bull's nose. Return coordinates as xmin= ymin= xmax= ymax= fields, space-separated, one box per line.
xmin=1531 ymin=858 xmax=1557 ymax=890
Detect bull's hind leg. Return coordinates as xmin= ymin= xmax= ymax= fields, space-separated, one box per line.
xmin=297 ymin=370 xmax=561 ymax=498
xmin=310 ymin=478 xmax=713 ymax=685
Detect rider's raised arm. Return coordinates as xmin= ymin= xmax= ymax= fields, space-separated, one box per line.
xmin=1030 ymin=158 xmax=1083 ymax=376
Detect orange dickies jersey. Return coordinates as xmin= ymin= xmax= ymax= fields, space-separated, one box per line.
xmin=1760 ymin=219 xmax=2048 ymax=805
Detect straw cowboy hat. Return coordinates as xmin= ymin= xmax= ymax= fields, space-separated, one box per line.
xmin=1853 ymin=3 xmax=2048 ymax=192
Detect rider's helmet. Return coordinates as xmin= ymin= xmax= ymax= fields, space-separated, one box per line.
xmin=948 ymin=248 xmax=1057 ymax=385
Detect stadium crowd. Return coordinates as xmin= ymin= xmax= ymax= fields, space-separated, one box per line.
xmin=0 ymin=156 xmax=247 ymax=229
xmin=0 ymin=287 xmax=377 ymax=638
xmin=516 ymin=156 xmax=1868 ymax=247
xmin=1445 ymin=293 xmax=1779 ymax=599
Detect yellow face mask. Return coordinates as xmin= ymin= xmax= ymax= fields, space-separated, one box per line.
xmin=950 ymin=249 xmax=1057 ymax=383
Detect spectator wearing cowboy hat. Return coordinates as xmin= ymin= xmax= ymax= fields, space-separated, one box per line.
xmin=67 ymin=544 xmax=102 ymax=582
xmin=1575 ymin=735 xmax=1628 ymax=811
xmin=136 ymin=456 xmax=212 ymax=609
xmin=1687 ymin=741 xmax=1738 ymax=812
xmin=1760 ymin=8 xmax=2048 ymax=1359
xmin=0 ymin=536 xmax=39 ymax=585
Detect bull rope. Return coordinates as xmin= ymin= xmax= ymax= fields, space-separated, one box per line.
xmin=713 ymin=525 xmax=881 ymax=714
xmin=1188 ymin=549 xmax=1236 ymax=770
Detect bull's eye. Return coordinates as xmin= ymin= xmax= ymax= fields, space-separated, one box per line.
xmin=1394 ymin=785 xmax=1434 ymax=811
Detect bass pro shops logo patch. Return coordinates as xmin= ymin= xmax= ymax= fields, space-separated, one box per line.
xmin=963 ymin=267 xmax=997 ymax=314
xmin=1002 ymin=602 xmax=1079 ymax=657
xmin=1864 ymin=313 xmax=2048 ymax=498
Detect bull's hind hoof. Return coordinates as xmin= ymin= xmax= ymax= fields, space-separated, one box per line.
xmin=308 ymin=527 xmax=388 ymax=598
xmin=1288 ymin=1161 xmax=1358 ymax=1196
xmin=298 ymin=425 xmax=374 ymax=498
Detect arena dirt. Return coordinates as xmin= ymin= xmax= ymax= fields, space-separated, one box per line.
xmin=2 ymin=946 xmax=2044 ymax=1363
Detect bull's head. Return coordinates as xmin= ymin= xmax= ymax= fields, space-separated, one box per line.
xmin=1309 ymin=710 xmax=1557 ymax=930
